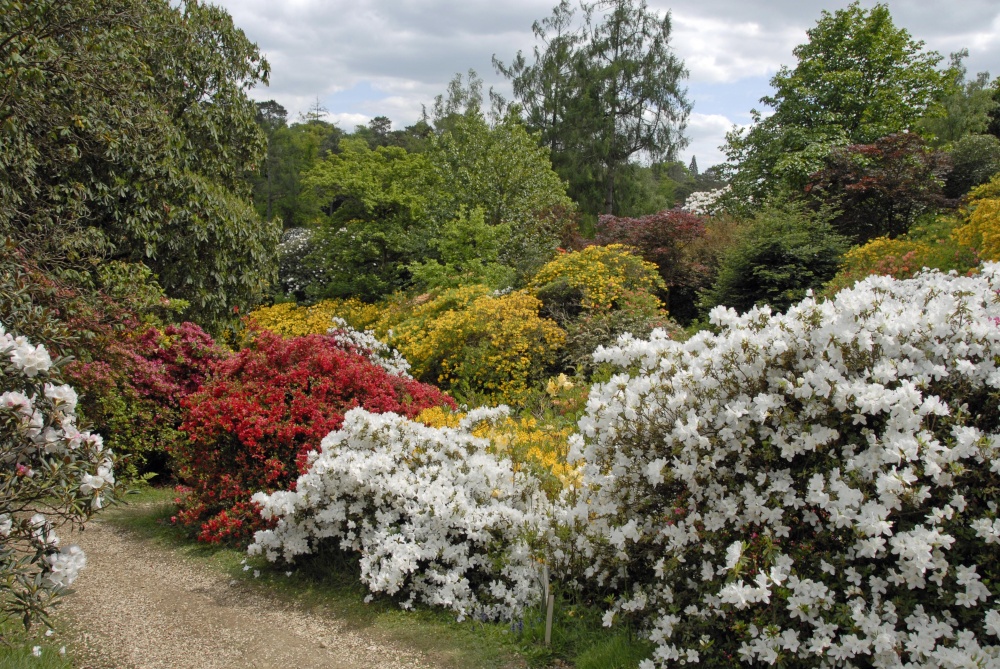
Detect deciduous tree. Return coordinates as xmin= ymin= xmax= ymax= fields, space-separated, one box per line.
xmin=723 ymin=2 xmax=946 ymax=206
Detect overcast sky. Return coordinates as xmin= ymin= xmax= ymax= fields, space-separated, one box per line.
xmin=211 ymin=0 xmax=1000 ymax=168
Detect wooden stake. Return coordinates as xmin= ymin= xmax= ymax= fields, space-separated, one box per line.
xmin=544 ymin=593 xmax=555 ymax=646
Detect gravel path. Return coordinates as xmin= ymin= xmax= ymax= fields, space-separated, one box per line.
xmin=58 ymin=515 xmax=439 ymax=669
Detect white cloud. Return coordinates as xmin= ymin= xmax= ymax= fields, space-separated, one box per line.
xmin=684 ymin=112 xmax=746 ymax=168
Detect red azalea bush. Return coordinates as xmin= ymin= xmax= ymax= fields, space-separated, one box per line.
xmin=173 ymin=329 xmax=456 ymax=544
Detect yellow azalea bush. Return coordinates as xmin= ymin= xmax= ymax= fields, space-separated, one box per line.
xmin=246 ymin=298 xmax=381 ymax=337
xmin=247 ymin=286 xmax=564 ymax=407
xmin=390 ymin=287 xmax=565 ymax=406
xmin=826 ymin=215 xmax=980 ymax=295
xmin=954 ymin=173 xmax=1000 ymax=261
xmin=529 ymin=245 xmax=674 ymax=375
xmin=529 ymin=244 xmax=666 ymax=312
xmin=415 ymin=406 xmax=577 ymax=499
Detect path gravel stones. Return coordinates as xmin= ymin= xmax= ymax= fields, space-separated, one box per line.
xmin=59 ymin=516 xmax=438 ymax=669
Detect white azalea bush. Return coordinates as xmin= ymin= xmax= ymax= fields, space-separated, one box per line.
xmin=1 ymin=324 xmax=120 ymax=632
xmin=569 ymin=266 xmax=1000 ymax=668
xmin=327 ymin=317 xmax=412 ymax=378
xmin=249 ymin=407 xmax=551 ymax=621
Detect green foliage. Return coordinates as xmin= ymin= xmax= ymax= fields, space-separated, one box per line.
xmin=495 ymin=0 xmax=690 ymax=216
xmin=699 ymin=202 xmax=848 ymax=314
xmin=1 ymin=0 xmax=279 ymax=331
xmin=724 ymin=2 xmax=946 ymax=206
xmin=408 ymin=209 xmax=517 ymax=291
xmin=430 ymin=109 xmax=574 ymax=277
xmin=824 ymin=214 xmax=979 ymax=295
xmin=299 ymin=107 xmax=572 ymax=299
xmin=920 ymin=50 xmax=997 ymax=145
xmin=302 ymin=138 xmax=441 ymax=300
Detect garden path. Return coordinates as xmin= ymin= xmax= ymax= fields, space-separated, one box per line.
xmin=58 ymin=515 xmax=438 ymax=669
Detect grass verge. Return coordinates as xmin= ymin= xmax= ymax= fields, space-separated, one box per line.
xmin=0 ymin=618 xmax=73 ymax=669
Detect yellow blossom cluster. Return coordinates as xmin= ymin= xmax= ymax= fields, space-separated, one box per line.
xmin=954 ymin=174 xmax=1000 ymax=262
xmin=529 ymin=244 xmax=666 ymax=311
xmin=415 ymin=407 xmax=578 ymax=499
xmin=389 ymin=287 xmax=565 ymax=406
xmin=246 ymin=299 xmax=381 ymax=337
xmin=247 ymin=286 xmax=565 ymax=406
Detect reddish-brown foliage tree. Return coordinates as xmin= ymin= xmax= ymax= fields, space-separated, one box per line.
xmin=805 ymin=133 xmax=953 ymax=243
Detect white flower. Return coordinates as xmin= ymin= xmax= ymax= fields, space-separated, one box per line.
xmin=724 ymin=542 xmax=742 ymax=571
xmin=46 ymin=545 xmax=86 ymax=588
xmin=9 ymin=339 xmax=52 ymax=377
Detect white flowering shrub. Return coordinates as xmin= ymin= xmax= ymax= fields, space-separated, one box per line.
xmin=249 ymin=407 xmax=550 ymax=621
xmin=570 ymin=266 xmax=1000 ymax=668
xmin=682 ymin=185 xmax=730 ymax=216
xmin=0 ymin=324 xmax=120 ymax=632
xmin=277 ymin=227 xmax=326 ymax=296
xmin=327 ymin=317 xmax=412 ymax=378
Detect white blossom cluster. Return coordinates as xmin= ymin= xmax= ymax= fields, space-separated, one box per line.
xmin=567 ymin=266 xmax=1000 ymax=668
xmin=327 ymin=317 xmax=412 ymax=378
xmin=682 ymin=186 xmax=730 ymax=216
xmin=1 ymin=324 xmax=118 ymax=621
xmin=277 ymin=227 xmax=327 ymax=295
xmin=249 ymin=407 xmax=550 ymax=621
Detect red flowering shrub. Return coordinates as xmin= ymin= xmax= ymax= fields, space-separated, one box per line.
xmin=67 ymin=322 xmax=228 ymax=479
xmin=173 ymin=329 xmax=455 ymax=544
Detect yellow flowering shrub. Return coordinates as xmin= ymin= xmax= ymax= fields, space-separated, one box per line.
xmin=415 ymin=407 xmax=578 ymax=499
xmin=247 ymin=299 xmax=381 ymax=337
xmin=248 ymin=287 xmax=565 ymax=407
xmin=529 ymin=245 xmax=673 ymax=375
xmin=529 ymin=244 xmax=666 ymax=311
xmin=954 ymin=174 xmax=1000 ymax=261
xmin=825 ymin=215 xmax=980 ymax=295
xmin=391 ymin=287 xmax=565 ymax=406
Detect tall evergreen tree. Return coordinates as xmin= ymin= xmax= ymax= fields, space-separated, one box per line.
xmin=495 ymin=0 xmax=690 ymax=216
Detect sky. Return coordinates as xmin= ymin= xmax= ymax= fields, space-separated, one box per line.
xmin=211 ymin=0 xmax=1000 ymax=168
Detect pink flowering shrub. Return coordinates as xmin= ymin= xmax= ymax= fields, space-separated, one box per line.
xmin=569 ymin=265 xmax=1000 ymax=667
xmin=67 ymin=322 xmax=228 ymax=479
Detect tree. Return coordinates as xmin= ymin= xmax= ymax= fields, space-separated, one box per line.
xmin=301 ymin=138 xmax=442 ymax=300
xmin=429 ymin=110 xmax=575 ymax=276
xmin=920 ymin=50 xmax=997 ymax=145
xmin=699 ymin=203 xmax=848 ymax=314
xmin=805 ymin=133 xmax=951 ymax=243
xmin=946 ymin=133 xmax=1000 ymax=198
xmin=430 ymin=69 xmax=484 ymax=133
xmin=1 ymin=0 xmax=279 ymax=331
xmin=495 ymin=0 xmax=690 ymax=216
xmin=723 ymin=2 xmax=946 ymax=206
xmin=254 ymin=100 xmax=289 ymax=222
xmin=595 ymin=209 xmax=707 ymax=320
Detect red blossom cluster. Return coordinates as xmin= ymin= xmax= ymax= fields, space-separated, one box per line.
xmin=173 ymin=329 xmax=455 ymax=544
